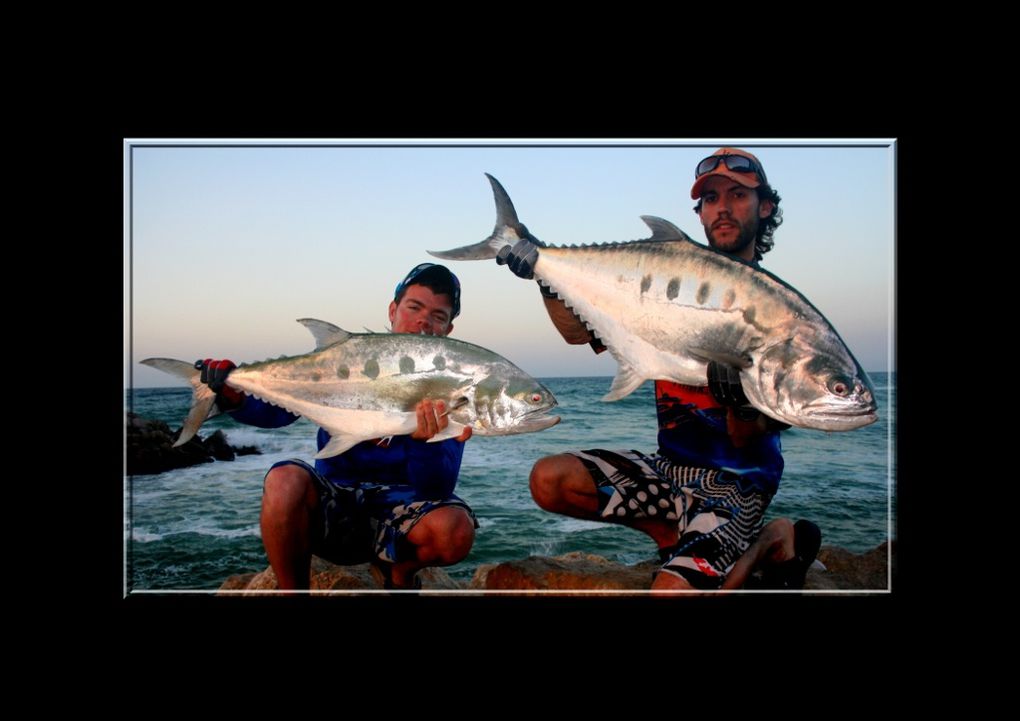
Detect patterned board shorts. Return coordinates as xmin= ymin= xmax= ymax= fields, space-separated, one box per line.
xmin=267 ymin=459 xmax=478 ymax=565
xmin=568 ymin=449 xmax=773 ymax=589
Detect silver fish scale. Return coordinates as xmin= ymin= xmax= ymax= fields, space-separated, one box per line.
xmin=537 ymin=242 xmax=797 ymax=386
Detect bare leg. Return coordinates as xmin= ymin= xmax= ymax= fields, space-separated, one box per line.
xmin=529 ymin=454 xmax=679 ymax=551
xmin=384 ymin=506 xmax=476 ymax=589
xmin=720 ymin=517 xmax=796 ymax=590
xmin=260 ymin=464 xmax=320 ymax=592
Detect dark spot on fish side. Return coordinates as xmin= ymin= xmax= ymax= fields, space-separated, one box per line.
xmin=722 ymin=289 xmax=735 ymax=309
xmin=697 ymin=282 xmax=711 ymax=304
xmin=666 ymin=278 xmax=680 ymax=300
xmin=311 ymin=373 xmax=321 ymax=382
xmin=743 ymin=307 xmax=756 ymax=325
xmin=433 ymin=355 xmax=446 ymax=370
xmin=363 ymin=359 xmax=380 ymax=379
xmin=640 ymin=274 xmax=652 ymax=295
xmin=400 ymin=356 xmax=415 ymax=374
xmin=336 ymin=365 xmax=350 ymax=379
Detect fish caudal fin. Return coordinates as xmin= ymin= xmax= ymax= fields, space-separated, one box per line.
xmin=428 ymin=173 xmax=540 ymax=260
xmin=139 ymin=358 xmax=221 ymax=446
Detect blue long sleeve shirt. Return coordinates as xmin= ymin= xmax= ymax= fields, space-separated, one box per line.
xmin=229 ymin=396 xmax=464 ymax=500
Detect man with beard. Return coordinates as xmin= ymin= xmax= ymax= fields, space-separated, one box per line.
xmin=499 ymin=147 xmax=821 ymax=592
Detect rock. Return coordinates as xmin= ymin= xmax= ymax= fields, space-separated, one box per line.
xmin=218 ymin=556 xmax=462 ymax=594
xmin=805 ymin=541 xmax=892 ymax=591
xmin=218 ymin=543 xmax=893 ymax=594
xmin=469 ymin=552 xmax=658 ymax=591
xmin=126 ymin=412 xmax=261 ymax=475
xmin=204 ymin=430 xmax=235 ymax=462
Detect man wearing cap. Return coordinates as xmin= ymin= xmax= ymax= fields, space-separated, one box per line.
xmin=499 ymin=147 xmax=820 ymax=591
xmin=197 ymin=263 xmax=477 ymax=590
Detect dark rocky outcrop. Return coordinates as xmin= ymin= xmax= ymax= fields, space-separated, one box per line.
xmin=127 ymin=412 xmax=261 ymax=476
xmin=218 ymin=542 xmax=894 ymax=594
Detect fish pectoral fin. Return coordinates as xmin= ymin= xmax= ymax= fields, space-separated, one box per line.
xmin=602 ymin=363 xmax=646 ymax=401
xmin=426 ymin=421 xmax=468 ymax=444
xmin=688 ymin=347 xmax=754 ymax=369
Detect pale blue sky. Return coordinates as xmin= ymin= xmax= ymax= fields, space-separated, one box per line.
xmin=126 ymin=140 xmax=895 ymax=388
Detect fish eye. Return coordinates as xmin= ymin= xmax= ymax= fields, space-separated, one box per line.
xmin=531 ymin=393 xmax=542 ymax=403
xmin=828 ymin=378 xmax=850 ymax=396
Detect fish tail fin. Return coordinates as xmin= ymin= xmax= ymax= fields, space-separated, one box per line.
xmin=139 ymin=357 xmax=220 ymax=446
xmin=428 ymin=173 xmax=542 ymax=260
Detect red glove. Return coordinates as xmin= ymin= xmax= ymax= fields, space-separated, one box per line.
xmin=195 ymin=359 xmax=244 ymax=409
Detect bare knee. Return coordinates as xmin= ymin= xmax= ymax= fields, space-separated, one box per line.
xmin=760 ymin=517 xmax=794 ymax=546
xmin=529 ymin=454 xmax=578 ymax=511
xmin=410 ymin=507 xmax=475 ymax=565
xmin=757 ymin=517 xmax=795 ymax=563
xmin=262 ymin=465 xmax=317 ymax=519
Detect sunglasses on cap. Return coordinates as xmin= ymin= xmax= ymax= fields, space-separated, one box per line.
xmin=695 ymin=154 xmax=768 ymax=184
xmin=394 ymin=262 xmax=461 ymax=318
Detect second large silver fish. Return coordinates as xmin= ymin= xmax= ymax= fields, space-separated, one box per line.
xmin=141 ymin=318 xmax=560 ymax=458
xmin=429 ymin=174 xmax=876 ymax=431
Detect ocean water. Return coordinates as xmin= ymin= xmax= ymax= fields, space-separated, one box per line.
xmin=125 ymin=373 xmax=895 ymax=591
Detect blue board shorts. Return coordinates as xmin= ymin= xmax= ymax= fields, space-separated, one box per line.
xmin=567 ymin=449 xmax=772 ymax=589
xmin=267 ymin=459 xmax=478 ymax=565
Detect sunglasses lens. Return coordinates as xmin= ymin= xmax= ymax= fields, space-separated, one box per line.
xmin=696 ymin=156 xmax=721 ymax=177
xmin=724 ymin=156 xmax=755 ymax=172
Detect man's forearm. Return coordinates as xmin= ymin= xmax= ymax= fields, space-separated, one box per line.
xmin=542 ymin=295 xmax=605 ymax=350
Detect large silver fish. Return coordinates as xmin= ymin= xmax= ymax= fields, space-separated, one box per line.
xmin=429 ymin=174 xmax=877 ymax=431
xmin=141 ymin=318 xmax=560 ymax=458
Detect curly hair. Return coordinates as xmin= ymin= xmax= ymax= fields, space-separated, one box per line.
xmin=753 ymin=185 xmax=783 ymax=261
xmin=694 ymin=185 xmax=783 ymax=262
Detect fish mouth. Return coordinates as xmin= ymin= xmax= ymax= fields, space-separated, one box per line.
xmin=518 ymin=414 xmax=567 ymax=432
xmin=801 ymin=407 xmax=878 ymax=431
xmin=516 ymin=407 xmax=561 ymax=432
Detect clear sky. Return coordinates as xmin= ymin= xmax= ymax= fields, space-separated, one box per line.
xmin=125 ymin=139 xmax=895 ymax=388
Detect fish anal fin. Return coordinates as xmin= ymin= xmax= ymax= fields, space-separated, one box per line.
xmin=313 ymin=433 xmax=360 ymax=459
xmin=602 ymin=363 xmax=646 ymax=401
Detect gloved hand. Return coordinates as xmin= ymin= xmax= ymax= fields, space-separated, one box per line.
xmin=496 ymin=237 xmax=540 ymax=280
xmin=195 ymin=358 xmax=244 ymax=410
xmin=706 ymin=360 xmax=750 ymax=407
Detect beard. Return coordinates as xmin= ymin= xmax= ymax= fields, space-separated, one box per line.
xmin=707 ymin=219 xmax=757 ymax=256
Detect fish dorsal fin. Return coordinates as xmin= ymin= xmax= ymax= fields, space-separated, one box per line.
xmin=640 ymin=215 xmax=698 ymax=244
xmin=297 ymin=318 xmax=354 ymax=351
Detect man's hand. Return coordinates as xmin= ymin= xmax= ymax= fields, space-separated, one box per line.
xmin=706 ymin=360 xmax=749 ymax=407
xmin=496 ymin=238 xmax=540 ymax=280
xmin=706 ymin=361 xmax=769 ymax=447
xmin=195 ymin=358 xmax=244 ymax=410
xmin=410 ymin=399 xmax=472 ymax=443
